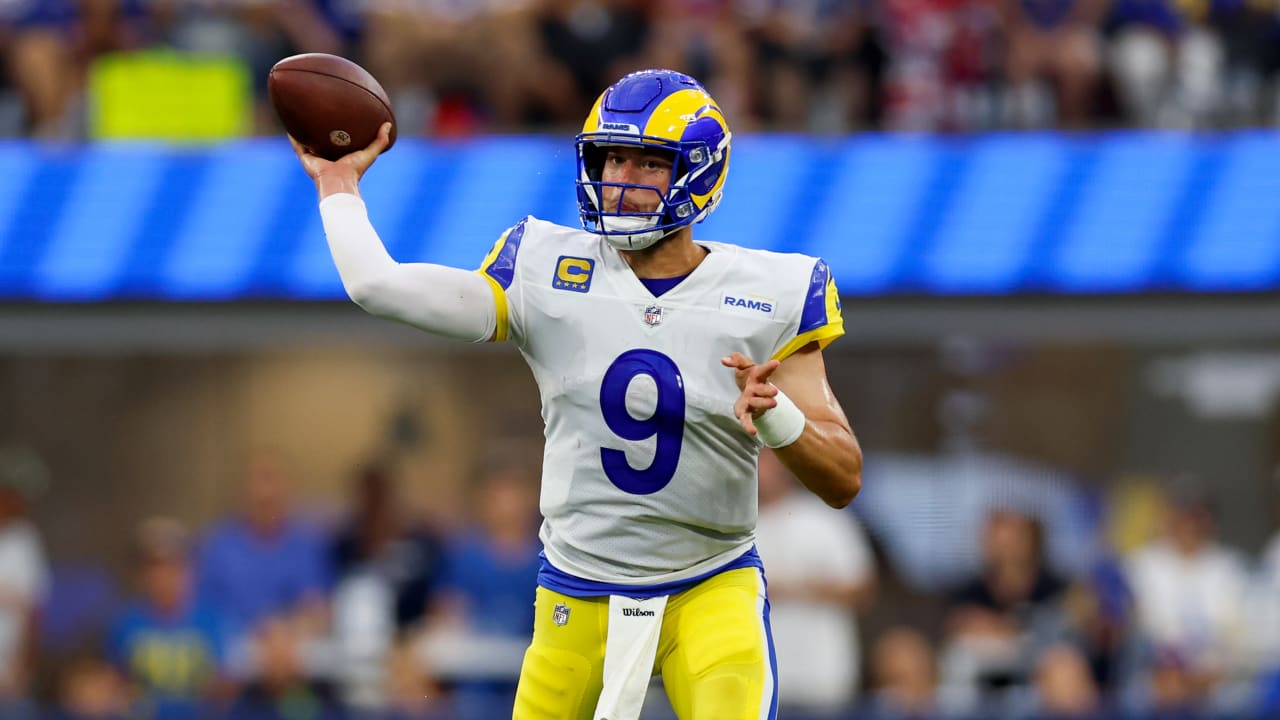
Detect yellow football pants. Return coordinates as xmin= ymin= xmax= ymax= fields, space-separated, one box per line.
xmin=511 ymin=567 xmax=777 ymax=720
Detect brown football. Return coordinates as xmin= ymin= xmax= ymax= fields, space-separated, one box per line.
xmin=268 ymin=53 xmax=397 ymax=161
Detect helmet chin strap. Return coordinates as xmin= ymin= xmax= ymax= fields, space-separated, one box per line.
xmin=600 ymin=214 xmax=668 ymax=251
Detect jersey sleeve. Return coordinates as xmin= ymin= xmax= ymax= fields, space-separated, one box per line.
xmin=771 ymin=257 xmax=845 ymax=362
xmin=476 ymin=217 xmax=531 ymax=344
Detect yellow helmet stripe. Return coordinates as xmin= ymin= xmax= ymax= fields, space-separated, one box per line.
xmin=640 ymin=90 xmax=729 ymax=206
xmin=641 ymin=88 xmax=714 ymax=140
xmin=583 ymin=93 xmax=605 ymax=134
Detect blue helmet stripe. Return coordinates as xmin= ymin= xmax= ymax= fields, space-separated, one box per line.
xmin=798 ymin=259 xmax=832 ymax=334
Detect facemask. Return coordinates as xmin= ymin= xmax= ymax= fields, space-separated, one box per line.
xmin=600 ymin=214 xmax=666 ymax=250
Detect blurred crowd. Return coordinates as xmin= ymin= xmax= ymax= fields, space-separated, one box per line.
xmin=0 ymin=445 xmax=547 ymax=720
xmin=1 ymin=441 xmax=1280 ymax=720
xmin=2 ymin=0 xmax=1280 ymax=140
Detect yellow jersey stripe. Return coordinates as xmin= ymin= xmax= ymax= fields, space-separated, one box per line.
xmin=475 ymin=270 xmax=510 ymax=343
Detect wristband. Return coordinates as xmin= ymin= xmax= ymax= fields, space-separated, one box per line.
xmin=755 ymin=389 xmax=806 ymax=448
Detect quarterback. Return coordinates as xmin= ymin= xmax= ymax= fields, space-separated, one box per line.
xmin=291 ymin=69 xmax=862 ymax=720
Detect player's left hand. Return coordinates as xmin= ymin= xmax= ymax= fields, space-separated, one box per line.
xmin=722 ymin=352 xmax=781 ymax=437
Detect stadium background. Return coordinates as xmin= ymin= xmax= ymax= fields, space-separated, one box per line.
xmin=1 ymin=1 xmax=1280 ymax=719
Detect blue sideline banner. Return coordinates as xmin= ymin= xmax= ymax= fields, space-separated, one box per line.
xmin=0 ymin=132 xmax=1277 ymax=301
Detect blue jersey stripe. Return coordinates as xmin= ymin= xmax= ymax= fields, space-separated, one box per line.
xmin=482 ymin=218 xmax=527 ymax=290
xmin=538 ymin=547 xmax=763 ymax=599
xmin=797 ymin=258 xmax=832 ymax=335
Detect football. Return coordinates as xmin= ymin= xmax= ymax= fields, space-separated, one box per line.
xmin=268 ymin=53 xmax=397 ymax=161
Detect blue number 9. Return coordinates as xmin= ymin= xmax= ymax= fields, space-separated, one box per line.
xmin=599 ymin=349 xmax=685 ymax=495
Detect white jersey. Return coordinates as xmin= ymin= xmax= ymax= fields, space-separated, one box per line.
xmin=478 ymin=217 xmax=845 ymax=588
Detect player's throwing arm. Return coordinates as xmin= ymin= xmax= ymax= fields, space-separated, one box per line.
xmin=273 ymin=54 xmax=502 ymax=343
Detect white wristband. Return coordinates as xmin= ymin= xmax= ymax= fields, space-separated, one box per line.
xmin=755 ymin=389 xmax=806 ymax=448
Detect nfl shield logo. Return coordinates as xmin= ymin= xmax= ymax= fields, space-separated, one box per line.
xmin=643 ymin=304 xmax=664 ymax=327
xmin=553 ymin=603 xmax=571 ymax=627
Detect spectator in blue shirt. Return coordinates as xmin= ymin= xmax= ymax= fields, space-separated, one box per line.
xmin=195 ymin=448 xmax=330 ymax=669
xmin=110 ymin=517 xmax=225 ymax=720
xmin=425 ymin=460 xmax=541 ymax=720
xmin=439 ymin=472 xmax=540 ymax=638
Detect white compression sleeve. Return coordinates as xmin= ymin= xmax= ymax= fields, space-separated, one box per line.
xmin=318 ymin=193 xmax=498 ymax=343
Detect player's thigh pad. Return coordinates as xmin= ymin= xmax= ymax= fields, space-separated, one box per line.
xmin=658 ymin=567 xmax=777 ymax=720
xmin=513 ymin=588 xmax=608 ymax=720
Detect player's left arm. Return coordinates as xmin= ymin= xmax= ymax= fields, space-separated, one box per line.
xmin=723 ymin=343 xmax=862 ymax=508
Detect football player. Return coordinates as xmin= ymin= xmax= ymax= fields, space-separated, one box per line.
xmin=291 ymin=69 xmax=863 ymax=720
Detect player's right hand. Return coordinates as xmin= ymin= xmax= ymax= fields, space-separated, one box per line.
xmin=290 ymin=121 xmax=392 ymax=191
